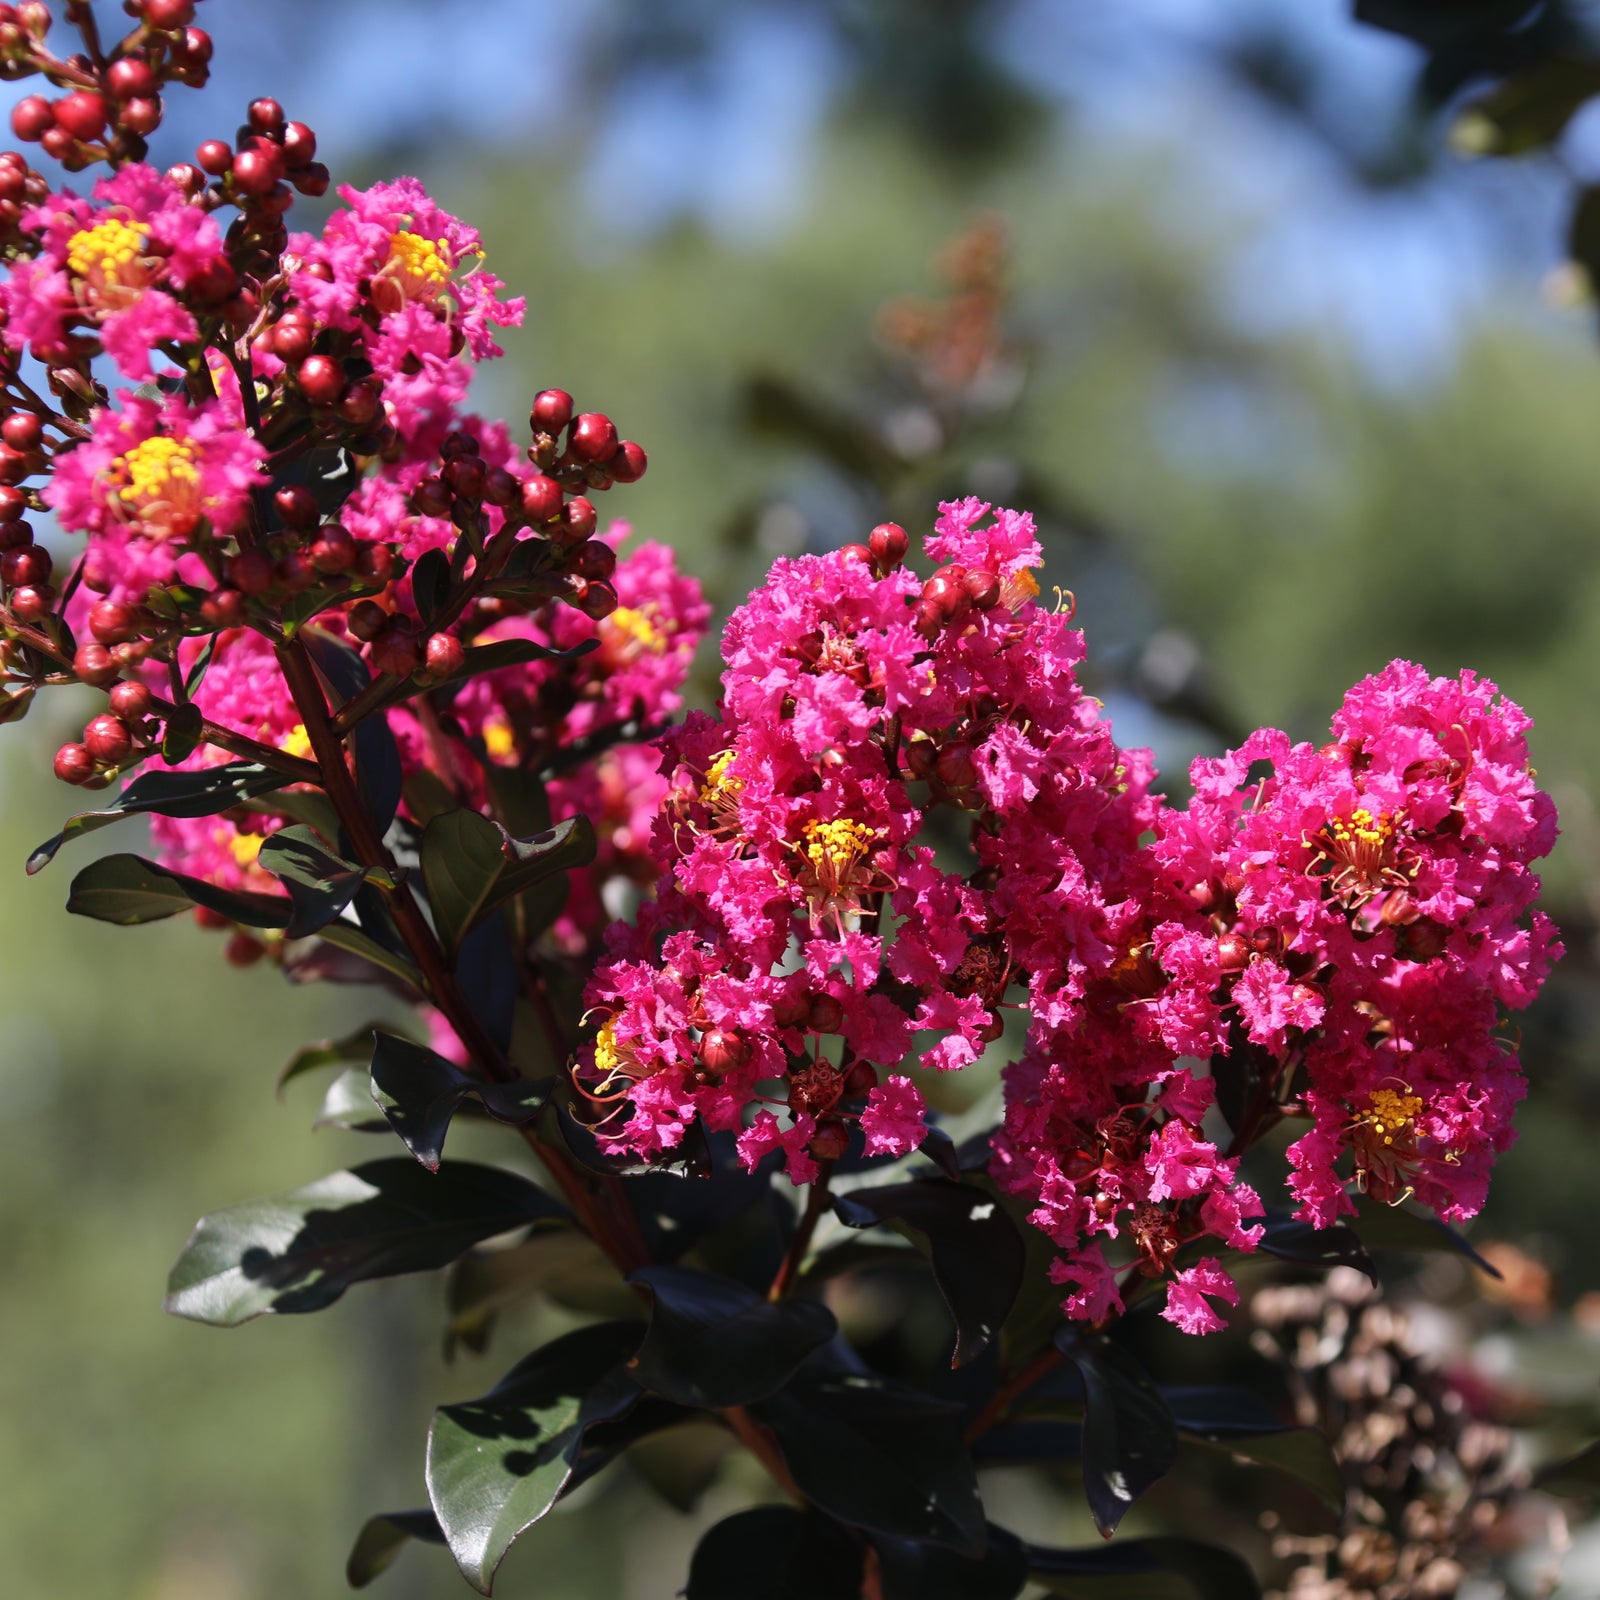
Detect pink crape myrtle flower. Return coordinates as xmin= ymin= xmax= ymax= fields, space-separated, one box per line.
xmin=48 ymin=393 xmax=266 ymax=604
xmin=289 ymin=176 xmax=524 ymax=363
xmin=2 ymin=163 xmax=229 ymax=380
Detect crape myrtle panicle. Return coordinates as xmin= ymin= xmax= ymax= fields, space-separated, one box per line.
xmin=582 ymin=500 xmax=1561 ymax=1336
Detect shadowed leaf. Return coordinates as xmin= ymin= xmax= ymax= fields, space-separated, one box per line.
xmin=67 ymin=852 xmax=291 ymax=929
xmin=346 ymin=1509 xmax=445 ymax=1588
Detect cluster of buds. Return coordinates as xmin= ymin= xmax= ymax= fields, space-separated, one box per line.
xmin=582 ymin=496 xmax=1560 ymax=1336
xmin=0 ymin=0 xmax=704 ymax=984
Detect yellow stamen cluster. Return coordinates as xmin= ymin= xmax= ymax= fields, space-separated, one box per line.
xmin=280 ymin=724 xmax=313 ymax=761
xmin=1001 ymin=567 xmax=1041 ymax=611
xmin=802 ymin=818 xmax=878 ymax=878
xmin=112 ymin=434 xmax=201 ymax=514
xmin=593 ymin=1019 xmax=621 ymax=1079
xmin=482 ymin=720 xmax=516 ymax=761
xmin=385 ymin=230 xmax=453 ymax=297
xmin=1329 ymin=807 xmax=1394 ymax=853
xmin=700 ymin=748 xmax=741 ymax=807
xmin=605 ymin=604 xmax=667 ymax=655
xmin=1366 ymin=1087 xmax=1423 ymax=1147
xmin=66 ymin=217 xmax=151 ymax=293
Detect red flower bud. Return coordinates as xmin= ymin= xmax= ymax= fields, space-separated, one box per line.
xmin=530 ymin=388 xmax=573 ymax=432
xmin=355 ymin=541 xmax=394 ymax=583
xmin=143 ymin=0 xmax=196 ymax=27
xmin=868 ymin=521 xmax=909 ymax=572
xmin=807 ymin=993 xmax=844 ymax=1033
xmin=199 ymin=587 xmax=245 ymax=628
xmin=296 ymin=353 xmax=345 ymax=406
xmin=839 ymin=543 xmax=873 ymax=567
xmin=561 ymin=495 xmax=596 ymax=541
xmin=72 ymin=643 xmax=119 ymax=687
xmin=290 ymin=162 xmax=329 ymax=197
xmin=1 ymin=542 xmax=50 ymax=587
xmin=9 ymin=582 xmax=52 ymax=620
xmin=281 ymin=120 xmax=316 ymax=165
xmin=962 ymin=568 xmax=1001 ymax=610
xmin=370 ymin=621 xmax=420 ymax=677
xmin=575 ymin=578 xmax=617 ymax=620
xmin=10 ymin=96 xmax=51 ymax=143
xmin=568 ymin=412 xmax=618 ymax=463
xmin=520 ymin=472 xmax=562 ymax=524
xmin=698 ymin=1029 xmax=748 ymax=1078
xmin=347 ymin=600 xmax=387 ymax=642
xmin=934 ymin=740 xmax=978 ymax=790
xmin=810 ymin=1119 xmax=851 ymax=1162
xmin=53 ymin=92 xmax=106 ymax=141
xmin=195 ymin=137 xmax=232 ymax=175
xmin=106 ymin=57 xmax=157 ymax=100
xmin=227 ymin=549 xmax=274 ymax=595
xmin=274 ymin=483 xmax=318 ymax=529
xmin=108 ymin=679 xmax=151 ymax=721
xmin=89 ymin=599 xmax=138 ymax=644
xmin=308 ymin=521 xmax=354 ymax=574
xmin=424 ymin=632 xmax=465 ymax=679
xmin=483 ymin=466 xmax=518 ymax=507
xmin=1216 ymin=933 xmax=1251 ymax=973
xmin=842 ymin=1061 xmax=878 ymax=1098
xmin=0 ymin=485 xmax=25 ymax=521
xmin=223 ymin=930 xmax=264 ymax=967
xmin=84 ymin=712 xmax=133 ymax=764
xmin=609 ymin=440 xmax=648 ymax=483
xmin=442 ymin=454 xmax=486 ymax=501
xmin=1 ymin=411 xmax=42 ymax=451
xmin=247 ymin=97 xmax=285 ymax=136
xmin=53 ymin=742 xmax=94 ymax=784
xmin=120 ymin=96 xmax=162 ymax=136
xmin=568 ymin=539 xmax=616 ymax=582
xmin=275 ymin=551 xmax=314 ymax=591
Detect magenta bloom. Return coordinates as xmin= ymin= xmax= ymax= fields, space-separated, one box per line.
xmin=3 ymin=163 xmax=227 ymax=381
xmin=290 ymin=176 xmax=524 ymax=363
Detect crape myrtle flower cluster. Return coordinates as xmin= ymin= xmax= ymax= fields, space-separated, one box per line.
xmin=0 ymin=0 xmax=699 ymax=977
xmin=582 ymin=504 xmax=1560 ymax=1336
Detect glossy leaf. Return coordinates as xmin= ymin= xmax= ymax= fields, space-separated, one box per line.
xmin=685 ymin=1507 xmax=862 ymax=1600
xmin=452 ymin=635 xmax=598 ymax=679
xmin=66 ymin=852 xmax=291 ymax=929
xmin=164 ymin=1158 xmax=567 ymax=1326
xmin=874 ymin=1523 xmax=1029 ymax=1599
xmin=313 ymin=1066 xmax=389 ymax=1132
xmin=627 ymin=1264 xmax=837 ymax=1407
xmin=346 ymin=1508 xmax=446 ymax=1588
xmin=1256 ymin=1213 xmax=1376 ymax=1284
xmin=1165 ymin=1384 xmax=1343 ymax=1511
xmin=309 ymin=919 xmax=424 ymax=992
xmin=256 ymin=824 xmax=365 ymax=938
xmin=412 ymin=546 xmax=451 ymax=628
xmin=27 ymin=761 xmax=292 ymax=874
xmin=1352 ymin=1199 xmax=1502 ymax=1277
xmin=1027 ymin=1536 xmax=1261 ymax=1599
xmin=833 ymin=1179 xmax=1023 ymax=1365
xmin=426 ymin=1321 xmax=642 ymax=1594
xmin=754 ymin=1363 xmax=986 ymax=1553
xmin=421 ymin=809 xmax=595 ymax=959
xmin=160 ymin=701 xmax=203 ymax=763
xmin=1055 ymin=1330 xmax=1178 ymax=1538
xmin=369 ymin=1030 xmax=551 ymax=1170
xmin=276 ymin=1020 xmax=401 ymax=1095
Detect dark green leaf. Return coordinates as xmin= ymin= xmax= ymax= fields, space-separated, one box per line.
xmin=1027 ymin=1536 xmax=1261 ymax=1599
xmin=346 ymin=1509 xmax=446 ymax=1588
xmin=1186 ymin=1428 xmax=1344 ymax=1513
xmin=66 ymin=852 xmax=290 ymax=929
xmin=421 ymin=809 xmax=595 ymax=959
xmin=370 ymin=1030 xmax=551 ymax=1171
xmin=833 ymin=1179 xmax=1023 ymax=1365
xmin=256 ymin=824 xmax=364 ymax=938
xmin=1257 ymin=1212 xmax=1377 ymax=1284
xmin=755 ymin=1365 xmax=985 ymax=1553
xmin=302 ymin=919 xmax=424 ymax=991
xmin=448 ymin=635 xmax=598 ymax=683
xmin=1351 ymin=1199 xmax=1502 ymax=1277
xmin=183 ymin=632 xmax=217 ymax=697
xmin=685 ymin=1507 xmax=862 ymax=1600
xmin=625 ymin=1418 xmax=735 ymax=1514
xmin=426 ymin=1321 xmax=642 ymax=1594
xmin=276 ymin=1020 xmax=403 ymax=1095
xmin=627 ymin=1264 xmax=837 ymax=1408
xmin=1055 ymin=1331 xmax=1178 ymax=1538
xmin=164 ymin=1158 xmax=567 ymax=1326
xmin=875 ymin=1523 xmax=1029 ymax=1599
xmin=27 ymin=762 xmax=292 ymax=874
xmin=160 ymin=701 xmax=203 ymax=763
xmin=412 ymin=547 xmax=452 ymax=629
